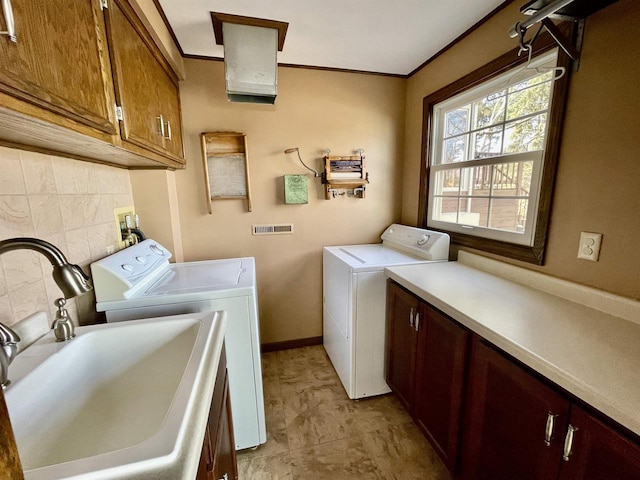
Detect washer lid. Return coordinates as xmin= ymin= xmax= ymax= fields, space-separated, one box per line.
xmin=144 ymin=258 xmax=251 ymax=296
xmin=338 ymin=244 xmax=422 ymax=266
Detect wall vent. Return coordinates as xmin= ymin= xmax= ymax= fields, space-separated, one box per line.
xmin=252 ymin=223 xmax=294 ymax=236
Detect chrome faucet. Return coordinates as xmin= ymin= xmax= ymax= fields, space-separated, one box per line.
xmin=0 ymin=322 xmax=20 ymax=388
xmin=0 ymin=238 xmax=93 ymax=384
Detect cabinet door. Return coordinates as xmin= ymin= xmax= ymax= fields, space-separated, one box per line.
xmin=413 ymin=302 xmax=470 ymax=472
xmin=0 ymin=0 xmax=116 ymax=134
xmin=461 ymin=338 xmax=569 ymax=480
xmin=104 ymin=0 xmax=162 ymax=152
xmin=196 ymin=424 xmax=213 ymax=480
xmin=558 ymin=405 xmax=640 ymax=480
xmin=212 ymin=388 xmax=238 ymax=480
xmin=385 ymin=280 xmax=420 ymax=411
xmin=104 ymin=0 xmax=184 ymax=162
xmin=156 ymin=70 xmax=184 ymax=159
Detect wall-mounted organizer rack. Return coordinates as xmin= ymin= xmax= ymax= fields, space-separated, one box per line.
xmin=321 ymin=150 xmax=369 ymax=199
xmin=200 ymin=132 xmax=253 ymax=213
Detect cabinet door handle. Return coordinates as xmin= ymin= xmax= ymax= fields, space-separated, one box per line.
xmin=156 ymin=115 xmax=165 ymax=137
xmin=414 ymin=312 xmax=420 ymax=332
xmin=0 ymin=0 xmax=16 ymax=42
xmin=409 ymin=307 xmax=414 ymax=328
xmin=562 ymin=425 xmax=578 ymax=461
xmin=164 ymin=120 xmax=172 ymax=140
xmin=219 ymin=474 xmax=229 ymax=480
xmin=544 ymin=411 xmax=558 ymax=446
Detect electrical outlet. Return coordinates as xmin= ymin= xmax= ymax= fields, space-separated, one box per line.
xmin=577 ymin=232 xmax=602 ymax=262
xmin=113 ymin=205 xmax=135 ymax=249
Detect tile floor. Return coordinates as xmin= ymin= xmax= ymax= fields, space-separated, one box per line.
xmin=237 ymin=345 xmax=451 ymax=480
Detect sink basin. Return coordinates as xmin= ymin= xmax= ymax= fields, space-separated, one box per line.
xmin=5 ymin=311 xmax=226 ymax=480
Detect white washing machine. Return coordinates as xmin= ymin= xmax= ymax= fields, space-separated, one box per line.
xmin=323 ymin=224 xmax=450 ymax=399
xmin=90 ymin=240 xmax=266 ymax=451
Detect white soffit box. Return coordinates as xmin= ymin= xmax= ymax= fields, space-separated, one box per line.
xmin=211 ymin=13 xmax=289 ymax=105
xmin=223 ymin=23 xmax=278 ymax=103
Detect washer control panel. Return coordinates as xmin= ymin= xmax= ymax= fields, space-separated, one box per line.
xmin=381 ymin=224 xmax=450 ymax=260
xmin=91 ymin=240 xmax=172 ymax=302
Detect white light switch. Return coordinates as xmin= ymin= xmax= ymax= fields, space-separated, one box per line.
xmin=577 ymin=232 xmax=602 ymax=262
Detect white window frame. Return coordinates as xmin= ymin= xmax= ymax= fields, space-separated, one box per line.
xmin=426 ymin=50 xmax=558 ymax=246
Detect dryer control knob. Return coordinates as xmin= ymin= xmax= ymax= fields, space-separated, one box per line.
xmin=150 ymin=244 xmax=164 ymax=255
xmin=417 ymin=234 xmax=430 ymax=246
xmin=121 ymin=264 xmax=134 ymax=272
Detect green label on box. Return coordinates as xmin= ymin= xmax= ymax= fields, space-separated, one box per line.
xmin=284 ymin=175 xmax=308 ymax=204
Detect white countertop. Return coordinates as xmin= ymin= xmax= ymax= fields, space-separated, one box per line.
xmin=385 ymin=252 xmax=640 ymax=436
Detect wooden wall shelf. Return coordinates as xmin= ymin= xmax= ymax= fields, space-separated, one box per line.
xmin=322 ymin=154 xmax=369 ymax=199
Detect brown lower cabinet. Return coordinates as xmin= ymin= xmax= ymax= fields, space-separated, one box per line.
xmin=196 ymin=348 xmax=238 ymax=480
xmin=385 ymin=279 xmax=640 ymax=480
xmin=386 ymin=280 xmax=469 ymax=472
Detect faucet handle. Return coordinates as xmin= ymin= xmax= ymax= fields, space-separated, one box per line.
xmin=52 ymin=298 xmax=75 ymax=342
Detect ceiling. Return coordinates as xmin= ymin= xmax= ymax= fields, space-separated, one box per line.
xmin=157 ymin=0 xmax=509 ymax=76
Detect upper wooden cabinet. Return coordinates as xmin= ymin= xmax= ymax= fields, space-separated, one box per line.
xmin=104 ymin=0 xmax=184 ymax=163
xmin=0 ymin=0 xmax=117 ymax=135
xmin=0 ymin=0 xmax=184 ymax=169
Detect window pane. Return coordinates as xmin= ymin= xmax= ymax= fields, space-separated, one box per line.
xmin=489 ymin=198 xmax=528 ymax=232
xmin=473 ymin=127 xmax=503 ymax=159
xmin=504 ymin=113 xmax=547 ymax=153
xmin=506 ymin=81 xmax=552 ymax=120
xmin=445 ymin=107 xmax=470 ymax=137
xmin=508 ymin=71 xmax=553 ymax=93
xmin=461 ymin=166 xmax=491 ymax=196
xmin=492 ymin=161 xmax=533 ymax=196
xmin=442 ymin=135 xmax=467 ymax=164
xmin=431 ymin=196 xmax=459 ymax=223
xmin=459 ymin=197 xmax=488 ymax=227
xmin=434 ymin=169 xmax=461 ymax=195
xmin=473 ymin=91 xmax=506 ymax=129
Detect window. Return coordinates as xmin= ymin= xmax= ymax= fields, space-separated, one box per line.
xmin=420 ymin=45 xmax=570 ymax=264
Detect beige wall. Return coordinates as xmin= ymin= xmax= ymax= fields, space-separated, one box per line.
xmin=130 ymin=170 xmax=184 ymax=262
xmin=135 ymin=60 xmax=407 ymax=344
xmin=0 ymin=147 xmax=133 ymax=326
xmin=404 ymin=0 xmax=640 ymax=300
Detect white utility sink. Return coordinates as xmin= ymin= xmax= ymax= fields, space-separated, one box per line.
xmin=5 ymin=311 xmax=227 ymax=480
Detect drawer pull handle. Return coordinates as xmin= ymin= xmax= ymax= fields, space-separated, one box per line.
xmin=562 ymin=425 xmax=578 ymax=461
xmin=544 ymin=411 xmax=558 ymax=446
xmin=0 ymin=0 xmax=16 ymax=42
xmin=156 ymin=115 xmax=165 ymax=137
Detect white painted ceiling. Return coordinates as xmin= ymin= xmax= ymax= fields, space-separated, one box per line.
xmin=157 ymin=0 xmax=508 ymax=76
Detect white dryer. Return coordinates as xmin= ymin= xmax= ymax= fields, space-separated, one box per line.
xmin=323 ymin=224 xmax=449 ymax=399
xmin=90 ymin=240 xmax=266 ymax=451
